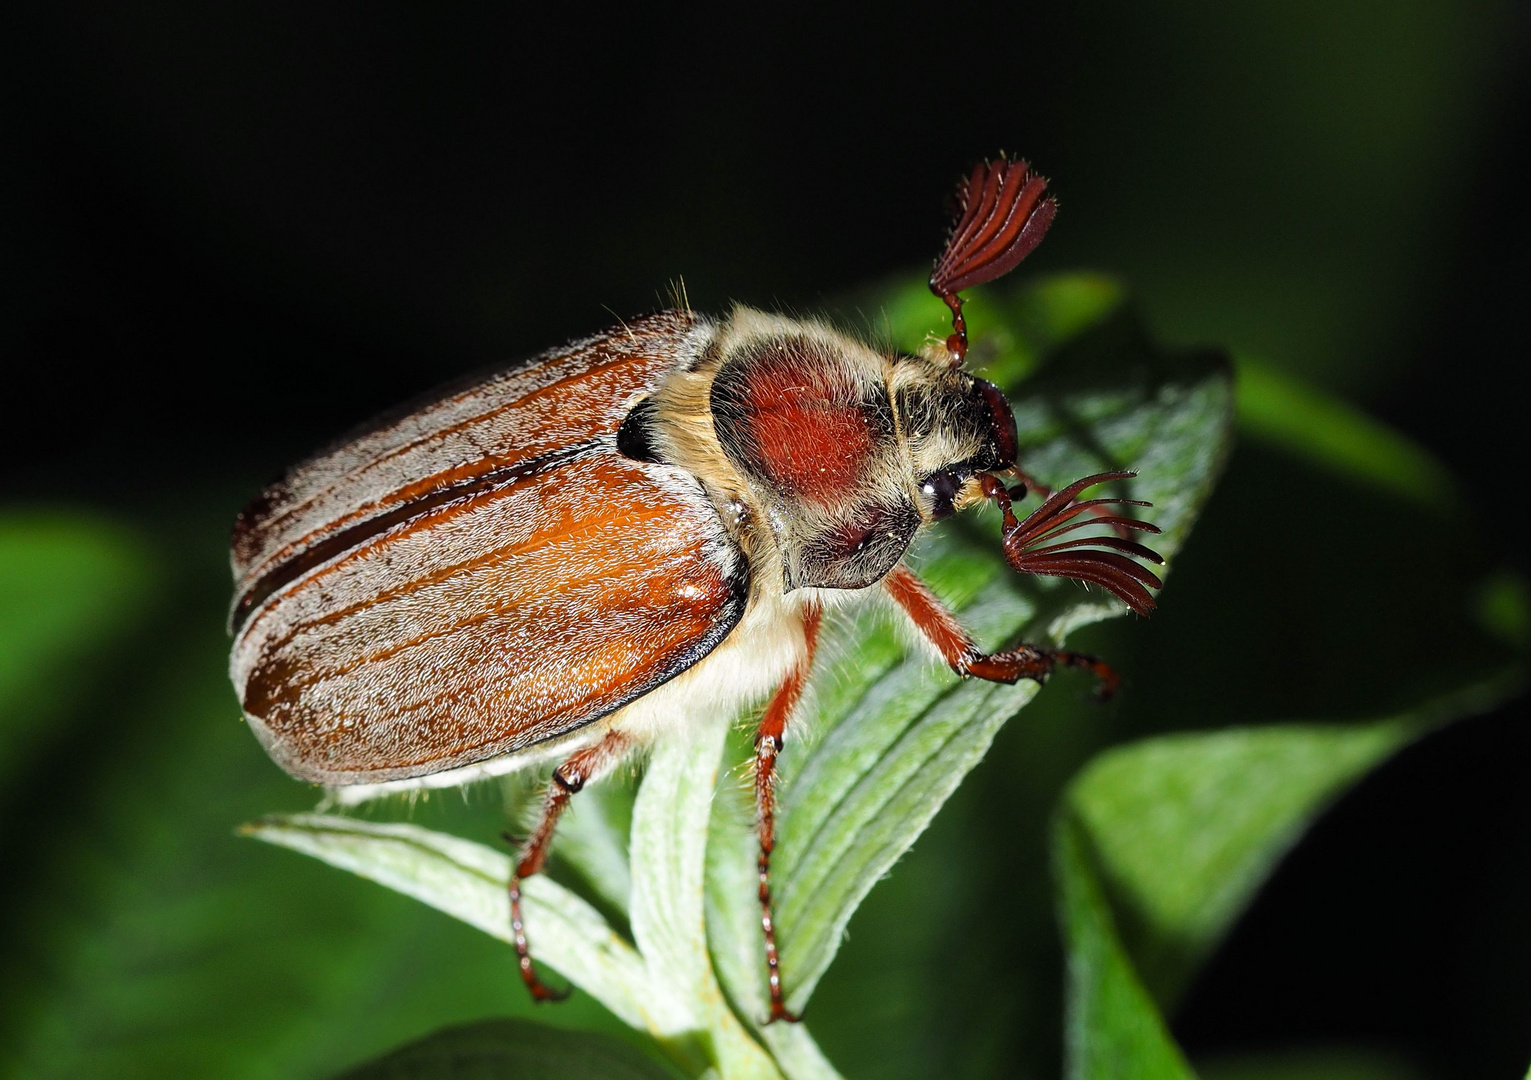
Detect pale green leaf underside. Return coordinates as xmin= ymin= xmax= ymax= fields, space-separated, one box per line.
xmin=243 ymin=814 xmax=688 ymax=1039
xmin=628 ymin=716 xmax=784 ymax=1078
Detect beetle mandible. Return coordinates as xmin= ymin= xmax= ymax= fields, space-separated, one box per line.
xmin=228 ymin=158 xmax=1163 ymax=1022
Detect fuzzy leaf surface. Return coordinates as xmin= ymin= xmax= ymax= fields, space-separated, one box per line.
xmin=245 ymin=814 xmax=690 ymax=1039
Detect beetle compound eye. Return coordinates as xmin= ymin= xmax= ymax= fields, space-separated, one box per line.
xmin=920 ymin=470 xmax=963 ymax=519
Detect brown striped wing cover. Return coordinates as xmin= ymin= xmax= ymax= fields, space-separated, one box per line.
xmin=229 ymin=311 xmax=747 ymax=786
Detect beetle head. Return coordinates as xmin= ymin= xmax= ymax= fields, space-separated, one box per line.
xmin=895 ymin=365 xmax=1018 ymax=521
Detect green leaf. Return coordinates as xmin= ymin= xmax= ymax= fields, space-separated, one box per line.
xmin=552 ymin=773 xmax=636 ymax=919
xmin=330 ymin=1018 xmax=682 ymax=1080
xmin=249 ymin=719 xmax=814 ymax=1080
xmin=1054 ymin=676 xmax=1521 ymax=1079
xmin=243 ymin=813 xmax=691 ymax=1041
xmin=627 ymin=718 xmax=785 ymax=1079
xmin=1055 ymin=815 xmax=1195 ymax=1080
xmin=1068 ymin=720 xmax=1415 ymax=1008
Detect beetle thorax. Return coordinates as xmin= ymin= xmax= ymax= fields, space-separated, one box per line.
xmin=633 ymin=307 xmax=1019 ymax=600
xmin=635 ymin=308 xmax=908 ymax=596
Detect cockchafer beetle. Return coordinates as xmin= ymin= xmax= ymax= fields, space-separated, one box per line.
xmin=228 ymin=157 xmax=1163 ymax=1022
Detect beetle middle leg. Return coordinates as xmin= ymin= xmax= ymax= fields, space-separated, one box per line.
xmin=507 ymin=728 xmax=630 ymax=1002
xmin=884 ymin=563 xmax=1122 ymax=699
xmin=754 ymin=601 xmax=823 ymax=1024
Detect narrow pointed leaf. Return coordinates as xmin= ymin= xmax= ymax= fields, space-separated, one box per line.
xmin=1056 ymin=816 xmax=1196 ymax=1080
xmin=1234 ymin=356 xmax=1457 ymax=512
xmin=1064 ymin=677 xmax=1519 ymax=1010
xmin=629 ymin=717 xmax=785 ymax=1079
xmin=244 ymin=814 xmax=693 ymax=1039
xmin=555 ymin=776 xmax=637 ymax=918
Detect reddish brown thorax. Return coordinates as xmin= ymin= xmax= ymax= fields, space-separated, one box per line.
xmin=710 ymin=332 xmax=916 ymax=592
xmin=728 ymin=340 xmax=878 ymax=505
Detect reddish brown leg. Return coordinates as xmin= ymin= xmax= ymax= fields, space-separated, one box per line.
xmin=755 ymin=602 xmax=823 ymax=1025
xmin=884 ymin=564 xmax=1122 ymax=699
xmin=507 ymin=729 xmax=629 ymax=1003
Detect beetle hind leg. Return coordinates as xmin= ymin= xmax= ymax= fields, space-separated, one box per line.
xmin=754 ymin=602 xmax=824 ymax=1025
xmin=506 ymin=729 xmax=630 ymax=1003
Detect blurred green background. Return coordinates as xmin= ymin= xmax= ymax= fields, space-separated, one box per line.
xmin=2 ymin=3 xmax=1528 ymax=1078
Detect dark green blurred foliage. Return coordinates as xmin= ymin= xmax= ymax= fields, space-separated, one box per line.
xmin=3 ymin=2 xmax=1530 ymax=1078
xmin=330 ymin=1019 xmax=684 ymax=1080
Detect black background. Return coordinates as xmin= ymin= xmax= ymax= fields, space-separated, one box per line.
xmin=4 ymin=3 xmax=1529 ymax=1076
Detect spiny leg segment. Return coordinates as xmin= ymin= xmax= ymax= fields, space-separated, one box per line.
xmin=754 ymin=601 xmax=823 ymax=1024
xmin=883 ymin=563 xmax=1124 ymax=698
xmin=507 ymin=728 xmax=629 ymax=1002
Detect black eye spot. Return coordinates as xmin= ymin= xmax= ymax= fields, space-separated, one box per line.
xmin=921 ymin=471 xmax=962 ymax=519
xmin=616 ymin=399 xmax=664 ymax=463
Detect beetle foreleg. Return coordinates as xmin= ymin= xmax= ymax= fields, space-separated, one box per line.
xmin=754 ymin=601 xmax=823 ymax=1024
xmin=507 ymin=729 xmax=630 ymax=1003
xmin=884 ymin=564 xmax=1122 ymax=700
